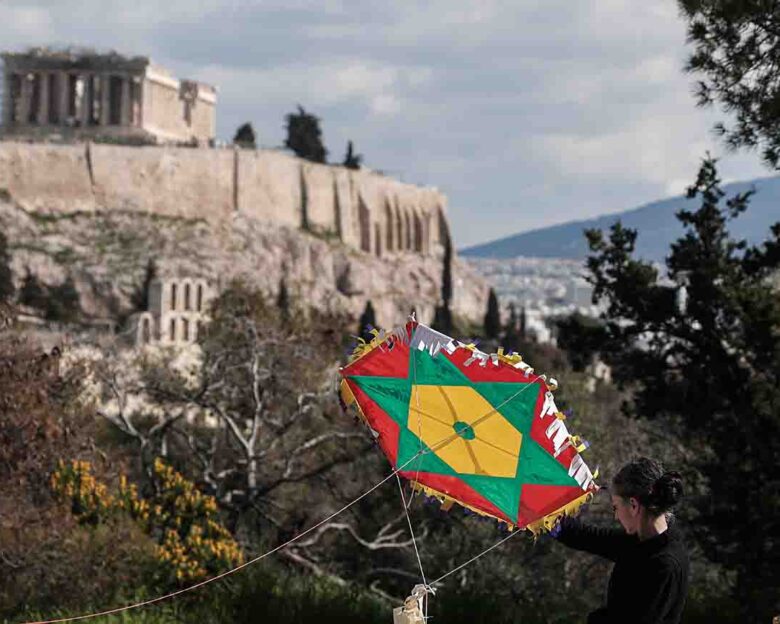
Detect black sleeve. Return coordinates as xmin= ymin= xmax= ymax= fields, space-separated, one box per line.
xmin=555 ymin=516 xmax=632 ymax=562
xmin=614 ymin=556 xmax=681 ymax=624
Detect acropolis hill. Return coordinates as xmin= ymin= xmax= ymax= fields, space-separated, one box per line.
xmin=0 ymin=48 xmax=487 ymax=330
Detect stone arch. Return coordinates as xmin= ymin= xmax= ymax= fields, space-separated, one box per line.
xmin=182 ymin=279 xmax=194 ymax=311
xmin=196 ymin=282 xmax=204 ymax=312
xmin=395 ymin=198 xmax=404 ymax=251
xmin=167 ymin=315 xmax=178 ymax=342
xmin=169 ymin=282 xmax=178 ymax=312
xmin=384 ymin=199 xmax=395 ymax=253
xmin=129 ymin=311 xmax=155 ymax=346
xmin=358 ymin=195 xmax=371 ymax=253
xmin=141 ymin=314 xmax=153 ymax=344
xmin=412 ymin=210 xmax=423 ymax=253
xmin=404 ymin=210 xmax=412 ymax=250
xmin=421 ymin=212 xmax=431 ymax=254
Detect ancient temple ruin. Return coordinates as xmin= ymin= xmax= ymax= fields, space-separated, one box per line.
xmin=1 ymin=47 xmax=216 ymax=145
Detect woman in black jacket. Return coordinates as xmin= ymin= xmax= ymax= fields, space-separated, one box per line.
xmin=556 ymin=457 xmax=689 ymax=624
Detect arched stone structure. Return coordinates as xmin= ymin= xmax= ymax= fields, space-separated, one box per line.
xmin=412 ymin=210 xmax=423 ymax=253
xmin=394 ymin=197 xmax=404 ymax=252
xmin=125 ymin=311 xmax=155 ymax=345
xmin=384 ymin=199 xmax=395 ymax=253
xmin=129 ymin=277 xmax=212 ymax=347
xmin=374 ymin=222 xmax=382 ymax=257
xmin=358 ymin=195 xmax=371 ymax=253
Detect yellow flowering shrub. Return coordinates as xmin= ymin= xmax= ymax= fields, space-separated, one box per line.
xmin=51 ymin=458 xmax=243 ymax=584
xmin=50 ymin=459 xmax=115 ymax=525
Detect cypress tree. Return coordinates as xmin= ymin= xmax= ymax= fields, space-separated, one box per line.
xmin=18 ymin=271 xmax=47 ymax=311
xmin=358 ymin=300 xmax=376 ymax=342
xmin=277 ymin=277 xmax=290 ymax=322
xmin=233 ymin=122 xmax=257 ymax=149
xmin=484 ymin=288 xmax=500 ymax=339
xmin=0 ymin=231 xmax=14 ymax=303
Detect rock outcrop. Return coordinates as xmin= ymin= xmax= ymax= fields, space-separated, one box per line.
xmin=0 ymin=199 xmax=488 ymax=330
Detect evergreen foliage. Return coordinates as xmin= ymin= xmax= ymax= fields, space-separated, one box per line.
xmin=357 ymin=300 xmax=376 ymax=341
xmin=433 ymin=234 xmax=454 ymax=335
xmin=555 ymin=312 xmax=608 ymax=372
xmin=441 ymin=234 xmax=453 ymax=305
xmin=584 ymin=155 xmax=780 ymax=619
xmin=679 ymin=0 xmax=780 ymax=167
xmin=233 ymin=122 xmax=257 ymax=149
xmin=18 ymin=271 xmax=47 ymax=310
xmin=0 ymin=231 xmax=13 ymax=303
xmin=483 ymin=288 xmax=500 ymax=339
xmin=277 ymin=276 xmax=290 ymax=320
xmin=131 ymin=259 xmax=157 ymax=312
xmin=502 ymin=303 xmax=520 ymax=352
xmin=519 ymin=305 xmax=527 ymax=339
xmin=284 ymin=106 xmax=327 ymax=163
xmin=343 ymin=140 xmax=363 ymax=169
xmin=45 ymin=277 xmax=81 ymax=323
xmin=431 ymin=303 xmax=452 ymax=335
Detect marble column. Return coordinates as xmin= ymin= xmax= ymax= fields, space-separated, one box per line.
xmin=79 ymin=73 xmax=92 ymax=126
xmin=120 ymin=76 xmax=131 ymax=126
xmin=18 ymin=74 xmax=32 ymax=124
xmin=1 ymin=72 xmax=12 ymax=126
xmin=57 ymin=72 xmax=69 ymax=124
xmin=100 ymin=74 xmax=110 ymax=125
xmin=37 ymin=71 xmax=49 ymax=125
xmin=136 ymin=79 xmax=143 ymax=127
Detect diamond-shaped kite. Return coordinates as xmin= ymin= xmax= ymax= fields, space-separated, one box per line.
xmin=339 ymin=319 xmax=597 ymax=534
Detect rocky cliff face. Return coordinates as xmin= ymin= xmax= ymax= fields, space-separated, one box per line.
xmin=0 ymin=200 xmax=487 ymax=330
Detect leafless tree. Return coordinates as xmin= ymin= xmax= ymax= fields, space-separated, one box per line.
xmin=89 ymin=282 xmax=427 ymax=592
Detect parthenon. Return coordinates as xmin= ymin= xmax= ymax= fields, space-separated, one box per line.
xmin=1 ymin=47 xmax=216 ymax=145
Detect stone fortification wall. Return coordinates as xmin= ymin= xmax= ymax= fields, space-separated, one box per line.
xmin=90 ymin=144 xmax=234 ymax=218
xmin=0 ymin=141 xmax=95 ymax=212
xmin=0 ymin=141 xmax=450 ymax=256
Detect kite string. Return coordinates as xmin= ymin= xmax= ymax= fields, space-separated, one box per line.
xmin=24 ymin=364 xmax=545 ymax=624
xmin=408 ymin=340 xmax=423 ymax=509
xmin=429 ymin=527 xmax=523 ymax=587
xmin=425 ymin=371 xmax=545 ymax=458
xmin=395 ymin=473 xmax=427 ymax=587
xmin=19 ymin=449 xmax=431 ymax=624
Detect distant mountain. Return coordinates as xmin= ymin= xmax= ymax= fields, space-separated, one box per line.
xmin=460 ymin=176 xmax=780 ymax=262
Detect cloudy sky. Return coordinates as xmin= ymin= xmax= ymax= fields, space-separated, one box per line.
xmin=0 ymin=0 xmax=771 ymax=247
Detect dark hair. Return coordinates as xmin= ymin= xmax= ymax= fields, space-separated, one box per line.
xmin=612 ymin=457 xmax=683 ymax=516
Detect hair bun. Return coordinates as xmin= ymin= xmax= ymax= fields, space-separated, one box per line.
xmin=651 ymin=471 xmax=684 ymax=511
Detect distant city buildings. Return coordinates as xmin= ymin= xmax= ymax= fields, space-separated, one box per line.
xmin=465 ymin=256 xmax=603 ymax=344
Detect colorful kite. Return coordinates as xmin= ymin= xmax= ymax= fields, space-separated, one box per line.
xmin=339 ymin=319 xmax=597 ymax=534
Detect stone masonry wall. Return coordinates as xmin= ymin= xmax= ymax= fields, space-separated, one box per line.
xmin=0 ymin=141 xmax=450 ymax=256
xmin=90 ymin=144 xmax=234 ymax=218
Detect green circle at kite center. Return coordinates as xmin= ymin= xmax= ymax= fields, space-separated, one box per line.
xmin=453 ymin=420 xmax=476 ymax=440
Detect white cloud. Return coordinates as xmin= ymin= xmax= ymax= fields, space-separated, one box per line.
xmin=0 ymin=5 xmax=54 ymax=45
xmin=197 ymin=58 xmax=431 ymax=117
xmin=532 ymin=113 xmax=711 ymax=186
xmin=0 ymin=0 xmax=772 ymax=247
xmin=371 ymin=94 xmax=401 ymax=116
